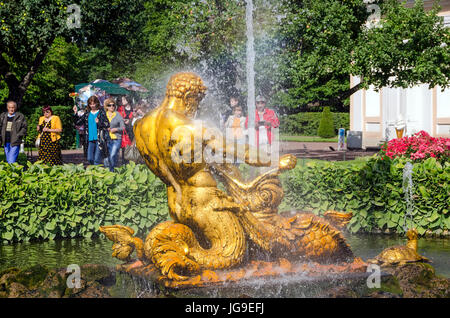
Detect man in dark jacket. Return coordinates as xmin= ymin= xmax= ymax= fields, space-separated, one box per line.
xmin=0 ymin=101 xmax=27 ymax=163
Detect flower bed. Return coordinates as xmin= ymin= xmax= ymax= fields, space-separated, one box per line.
xmin=379 ymin=131 xmax=450 ymax=163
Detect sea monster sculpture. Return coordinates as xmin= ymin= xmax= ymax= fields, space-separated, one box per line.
xmin=100 ymin=72 xmax=355 ymax=282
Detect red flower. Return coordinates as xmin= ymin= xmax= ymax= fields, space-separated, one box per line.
xmin=377 ymin=131 xmax=449 ymax=162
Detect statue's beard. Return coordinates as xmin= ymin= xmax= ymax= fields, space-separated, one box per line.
xmin=185 ymin=106 xmax=197 ymax=119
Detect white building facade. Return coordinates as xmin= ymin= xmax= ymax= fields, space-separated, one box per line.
xmin=350 ymin=1 xmax=450 ymax=148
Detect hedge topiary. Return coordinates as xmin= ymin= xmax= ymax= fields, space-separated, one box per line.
xmin=1 ymin=155 xmax=448 ymax=243
xmin=317 ymin=106 xmax=336 ymax=138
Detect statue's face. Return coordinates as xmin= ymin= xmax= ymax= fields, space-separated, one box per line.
xmin=184 ymin=91 xmax=204 ymax=118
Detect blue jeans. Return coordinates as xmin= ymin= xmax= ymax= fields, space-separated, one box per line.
xmin=4 ymin=143 xmax=20 ymax=164
xmin=87 ymin=140 xmax=102 ymax=165
xmin=104 ymin=139 xmax=121 ymax=172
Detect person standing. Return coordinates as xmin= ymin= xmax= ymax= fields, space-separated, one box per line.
xmin=117 ymin=95 xmax=134 ymax=148
xmin=37 ymin=106 xmax=63 ymax=165
xmin=104 ymin=98 xmax=124 ymax=172
xmin=131 ymin=104 xmax=146 ymax=126
xmin=117 ymin=95 xmax=134 ymax=164
xmin=0 ymin=101 xmax=27 ymax=164
xmin=225 ymin=105 xmax=246 ymax=164
xmin=220 ymin=95 xmax=239 ymax=130
xmin=245 ymin=95 xmax=280 ymax=155
xmin=73 ymin=95 xmax=110 ymax=165
xmin=74 ymin=107 xmax=86 ymax=156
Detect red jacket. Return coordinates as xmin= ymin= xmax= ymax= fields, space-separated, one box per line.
xmin=245 ymin=108 xmax=279 ymax=145
xmin=117 ymin=105 xmax=134 ymax=148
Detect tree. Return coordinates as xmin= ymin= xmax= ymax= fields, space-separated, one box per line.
xmin=0 ymin=0 xmax=147 ymax=111
xmin=134 ymin=0 xmax=248 ymax=100
xmin=274 ymin=0 xmax=450 ymax=114
xmin=22 ymin=37 xmax=84 ymax=108
xmin=0 ymin=0 xmax=71 ymax=109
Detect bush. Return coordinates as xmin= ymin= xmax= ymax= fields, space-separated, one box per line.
xmin=0 ymin=161 xmax=169 ymax=243
xmin=0 ymin=153 xmax=27 ymax=166
xmin=24 ymin=105 xmax=76 ymax=150
xmin=280 ymin=156 xmax=450 ymax=236
xmin=317 ymin=107 xmax=336 ymax=138
xmin=279 ymin=112 xmax=349 ymax=136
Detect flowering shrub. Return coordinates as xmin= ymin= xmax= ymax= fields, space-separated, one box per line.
xmin=379 ymin=131 xmax=450 ymax=163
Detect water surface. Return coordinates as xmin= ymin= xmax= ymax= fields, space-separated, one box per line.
xmin=1 ymin=235 xmax=449 ymax=278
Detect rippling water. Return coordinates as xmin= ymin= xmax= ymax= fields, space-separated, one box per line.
xmin=347 ymin=234 xmax=450 ymax=278
xmin=0 ymin=238 xmax=120 ymax=272
xmin=0 ymin=235 xmax=449 ymax=278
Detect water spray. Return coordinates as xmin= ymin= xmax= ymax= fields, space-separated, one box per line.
xmin=402 ymin=161 xmax=415 ymax=233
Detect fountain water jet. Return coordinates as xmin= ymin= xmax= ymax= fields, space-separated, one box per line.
xmin=402 ymin=162 xmax=415 ymax=232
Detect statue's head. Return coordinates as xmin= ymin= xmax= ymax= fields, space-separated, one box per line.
xmin=406 ymin=228 xmax=418 ymax=240
xmin=166 ymin=72 xmax=207 ymax=118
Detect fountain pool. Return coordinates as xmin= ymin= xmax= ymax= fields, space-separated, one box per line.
xmin=1 ymin=235 xmax=449 ymax=278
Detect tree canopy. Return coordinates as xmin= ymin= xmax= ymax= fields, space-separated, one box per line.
xmin=0 ymin=0 xmax=449 ymax=114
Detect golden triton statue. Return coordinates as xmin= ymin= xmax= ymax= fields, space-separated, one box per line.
xmin=100 ymin=72 xmax=357 ymax=284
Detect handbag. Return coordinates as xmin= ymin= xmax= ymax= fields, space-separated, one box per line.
xmin=35 ymin=134 xmax=41 ymax=148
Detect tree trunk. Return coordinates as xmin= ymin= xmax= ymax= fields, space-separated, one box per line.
xmin=0 ymin=39 xmax=53 ymax=110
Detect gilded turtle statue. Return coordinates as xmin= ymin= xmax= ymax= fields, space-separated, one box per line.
xmin=368 ymin=228 xmax=431 ymax=266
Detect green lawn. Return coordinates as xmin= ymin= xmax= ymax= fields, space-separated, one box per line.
xmin=297 ymin=156 xmax=372 ymax=167
xmin=280 ymin=135 xmax=342 ymax=143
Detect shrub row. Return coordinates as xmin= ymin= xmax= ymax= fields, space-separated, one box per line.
xmin=279 ymin=156 xmax=450 ymax=236
xmin=279 ymin=112 xmax=349 ymax=136
xmin=0 ymin=161 xmax=169 ymax=243
xmin=24 ymin=105 xmax=76 ymax=150
xmin=1 ymin=154 xmax=448 ymax=243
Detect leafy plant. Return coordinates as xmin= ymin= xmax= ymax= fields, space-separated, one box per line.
xmin=279 ymin=156 xmax=450 ymax=236
xmin=0 ymin=161 xmax=169 ymax=243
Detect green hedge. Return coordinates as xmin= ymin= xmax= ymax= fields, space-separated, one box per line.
xmin=279 ymin=112 xmax=349 ymax=136
xmin=24 ymin=105 xmax=76 ymax=150
xmin=0 ymin=161 xmax=169 ymax=243
xmin=279 ymin=157 xmax=450 ymax=236
xmin=1 ymin=155 xmax=448 ymax=243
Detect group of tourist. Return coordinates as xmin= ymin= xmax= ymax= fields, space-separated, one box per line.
xmin=73 ymin=95 xmax=151 ymax=172
xmin=1 ymin=92 xmax=278 ymax=168
xmin=222 ymin=94 xmax=280 ymax=158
